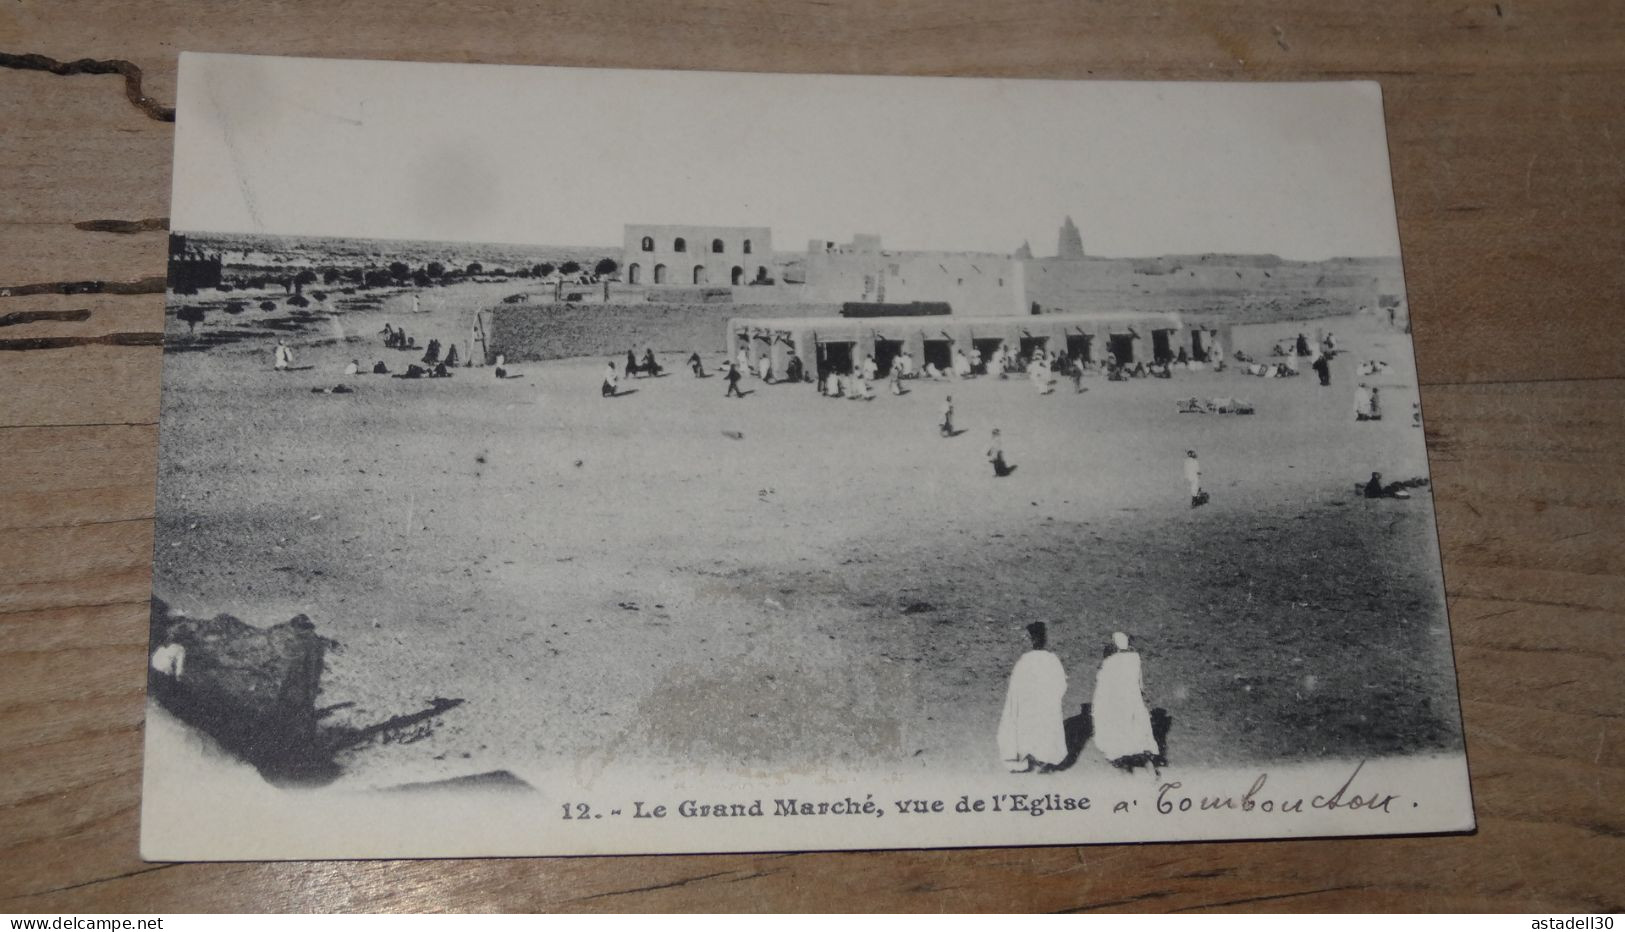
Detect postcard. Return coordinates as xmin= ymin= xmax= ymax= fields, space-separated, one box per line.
xmin=141 ymin=53 xmax=1473 ymax=859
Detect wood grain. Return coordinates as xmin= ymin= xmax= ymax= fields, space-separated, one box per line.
xmin=1 ymin=0 xmax=1620 ymax=913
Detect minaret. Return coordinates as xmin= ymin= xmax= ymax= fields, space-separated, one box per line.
xmin=1057 ymin=216 xmax=1085 ymax=259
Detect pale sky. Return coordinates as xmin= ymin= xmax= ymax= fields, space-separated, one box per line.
xmin=172 ymin=53 xmax=1402 ymax=260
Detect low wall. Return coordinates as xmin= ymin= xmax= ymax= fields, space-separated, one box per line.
xmin=487 ymin=302 xmax=840 ymax=362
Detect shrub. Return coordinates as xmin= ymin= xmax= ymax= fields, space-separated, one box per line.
xmin=176 ymin=305 xmax=205 ymax=333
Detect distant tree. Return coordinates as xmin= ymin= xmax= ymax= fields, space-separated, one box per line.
xmin=294 ymin=269 xmax=318 ymax=288
xmin=215 ymin=284 xmax=234 ymax=293
xmin=560 ymin=260 xmax=581 ymax=276
xmin=310 ymin=290 xmax=327 ymax=302
xmin=223 ymin=301 xmax=247 ymax=315
xmin=426 ymin=261 xmax=446 ymax=278
xmin=322 ymin=268 xmax=343 ymax=285
xmin=536 ymin=263 xmax=555 ymax=278
xmin=364 ymin=269 xmax=393 ymax=288
xmin=287 ymin=294 xmax=310 ymax=308
xmin=388 ymin=261 xmax=411 ymax=281
xmin=466 ymin=262 xmax=484 ymax=275
xmin=176 ymin=306 xmax=205 ymax=334
xmin=346 ymin=268 xmax=365 ymax=284
xmin=595 ymin=258 xmax=619 ymax=277
xmin=412 ymin=270 xmax=432 ymax=287
xmin=491 ymin=267 xmax=507 ymax=276
xmin=259 ymin=300 xmax=277 ymax=312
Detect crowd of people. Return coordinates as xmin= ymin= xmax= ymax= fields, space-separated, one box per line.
xmin=280 ymin=315 xmax=1405 ymax=521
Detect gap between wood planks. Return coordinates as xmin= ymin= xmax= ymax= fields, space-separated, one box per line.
xmin=0 ymin=52 xmax=174 ymax=122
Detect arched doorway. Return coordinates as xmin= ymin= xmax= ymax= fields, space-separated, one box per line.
xmin=673 ymin=237 xmax=687 ymax=253
xmin=756 ymin=266 xmax=768 ymax=283
xmin=731 ymin=266 xmax=744 ymax=285
xmin=653 ymin=264 xmax=667 ymax=284
xmin=627 ymin=263 xmax=641 ymax=284
xmin=693 ymin=265 xmax=707 ymax=284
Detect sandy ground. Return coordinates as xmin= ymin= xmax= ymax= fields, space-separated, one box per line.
xmin=153 ymin=283 xmax=1462 ymax=788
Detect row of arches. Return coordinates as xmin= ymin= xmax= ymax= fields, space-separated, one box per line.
xmin=638 ymin=236 xmax=754 ymax=255
xmin=626 ymin=263 xmax=768 ymax=285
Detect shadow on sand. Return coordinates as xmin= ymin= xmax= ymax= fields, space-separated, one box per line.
xmin=1050 ymin=703 xmax=1173 ymax=773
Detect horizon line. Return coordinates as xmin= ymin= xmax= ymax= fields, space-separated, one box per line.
xmin=173 ymin=227 xmax=1400 ymax=266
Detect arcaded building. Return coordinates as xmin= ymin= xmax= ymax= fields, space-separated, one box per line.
xmin=724 ymin=311 xmax=1232 ymax=379
xmin=622 ymin=224 xmax=773 ymax=286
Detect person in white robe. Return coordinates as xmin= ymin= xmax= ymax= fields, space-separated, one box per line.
xmin=273 ymin=339 xmax=294 ymax=371
xmin=1091 ymin=631 xmax=1158 ymax=770
xmin=1354 ymin=383 xmax=1372 ymax=420
xmin=602 ymin=361 xmax=619 ymax=397
xmin=953 ymin=349 xmax=972 ymax=378
xmin=997 ymin=622 xmax=1068 ymax=772
xmin=1031 ymin=356 xmax=1053 ymax=394
xmin=1184 ymin=449 xmax=1204 ymax=506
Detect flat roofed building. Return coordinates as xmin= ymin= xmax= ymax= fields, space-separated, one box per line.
xmin=623 ymin=224 xmax=773 ymax=287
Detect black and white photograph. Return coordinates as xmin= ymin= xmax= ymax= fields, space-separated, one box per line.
xmin=141 ymin=53 xmax=1473 ymax=858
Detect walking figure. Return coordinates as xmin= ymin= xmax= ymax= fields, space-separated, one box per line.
xmin=988 ymin=428 xmax=1015 ymax=477
xmin=997 ymin=622 xmax=1067 ymax=773
xmin=1185 ymin=449 xmax=1207 ymax=507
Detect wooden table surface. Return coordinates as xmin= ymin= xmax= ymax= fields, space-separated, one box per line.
xmin=2 ymin=0 xmax=1621 ymax=913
